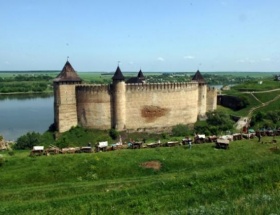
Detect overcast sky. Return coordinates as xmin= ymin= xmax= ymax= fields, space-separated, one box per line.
xmin=1 ymin=0 xmax=280 ymax=72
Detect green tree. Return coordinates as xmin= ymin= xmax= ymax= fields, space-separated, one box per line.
xmin=14 ymin=132 xmax=42 ymax=150
xmin=255 ymin=111 xmax=264 ymax=122
xmin=266 ymin=111 xmax=280 ymax=124
xmin=206 ymin=111 xmax=234 ymax=133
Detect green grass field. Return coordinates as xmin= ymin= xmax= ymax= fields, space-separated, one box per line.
xmin=1 ymin=137 xmax=280 ymax=214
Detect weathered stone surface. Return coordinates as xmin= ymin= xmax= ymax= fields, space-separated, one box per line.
xmin=54 ymin=81 xmax=217 ymax=133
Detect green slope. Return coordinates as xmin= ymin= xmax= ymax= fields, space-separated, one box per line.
xmin=1 ymin=138 xmax=280 ymax=214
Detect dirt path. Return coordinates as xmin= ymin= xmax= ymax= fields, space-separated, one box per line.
xmin=235 ymin=89 xmax=280 ymax=129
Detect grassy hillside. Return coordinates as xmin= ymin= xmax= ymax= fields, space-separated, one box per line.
xmin=219 ymin=78 xmax=280 ymax=118
xmin=1 ymin=137 xmax=280 ymax=214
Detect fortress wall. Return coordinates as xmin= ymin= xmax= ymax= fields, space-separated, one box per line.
xmin=54 ymin=84 xmax=78 ymax=132
xmin=206 ymin=87 xmax=217 ymax=112
xmin=76 ymin=85 xmax=112 ymax=129
xmin=125 ymin=83 xmax=199 ymax=130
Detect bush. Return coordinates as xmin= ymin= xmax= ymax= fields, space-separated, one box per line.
xmin=194 ymin=124 xmax=210 ymax=135
xmin=8 ymin=150 xmax=14 ymax=156
xmin=14 ymin=132 xmax=42 ymax=150
xmin=0 ymin=155 xmax=5 ymax=167
xmin=55 ymin=136 xmax=70 ymax=148
xmin=161 ymin=133 xmax=168 ymax=139
xmin=172 ymin=124 xmax=190 ymax=137
xmin=206 ymin=111 xmax=234 ymax=132
xmin=109 ymin=129 xmax=119 ymax=140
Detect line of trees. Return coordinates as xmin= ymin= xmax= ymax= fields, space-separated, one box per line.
xmin=0 ymin=82 xmax=50 ymax=93
xmin=0 ymin=74 xmax=54 ymax=93
xmin=0 ymin=74 xmax=53 ymax=82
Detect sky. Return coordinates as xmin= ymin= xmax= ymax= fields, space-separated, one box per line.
xmin=1 ymin=0 xmax=280 ymax=72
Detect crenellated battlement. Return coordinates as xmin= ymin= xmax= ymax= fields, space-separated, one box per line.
xmin=126 ymin=82 xmax=198 ymax=92
xmin=207 ymin=86 xmax=217 ymax=92
xmin=76 ymin=84 xmax=111 ymax=93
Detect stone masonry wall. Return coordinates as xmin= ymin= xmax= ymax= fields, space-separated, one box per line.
xmin=76 ymin=85 xmax=112 ymax=129
xmin=54 ymin=84 xmax=78 ymax=132
xmin=70 ymin=82 xmax=216 ymax=132
xmin=206 ymin=87 xmax=217 ymax=112
xmin=124 ymin=83 xmax=199 ymax=130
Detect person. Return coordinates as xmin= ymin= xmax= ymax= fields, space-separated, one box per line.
xmin=188 ymin=138 xmax=192 ymax=149
xmin=256 ymin=132 xmax=261 ymax=142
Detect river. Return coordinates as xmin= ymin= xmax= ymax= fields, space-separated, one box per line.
xmin=0 ymin=94 xmax=53 ymax=141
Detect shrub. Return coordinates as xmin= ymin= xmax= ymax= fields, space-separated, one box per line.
xmin=0 ymin=155 xmax=4 ymax=167
xmin=161 ymin=133 xmax=168 ymax=139
xmin=55 ymin=136 xmax=70 ymax=148
xmin=14 ymin=132 xmax=42 ymax=150
xmin=109 ymin=129 xmax=119 ymax=140
xmin=206 ymin=111 xmax=234 ymax=132
xmin=172 ymin=124 xmax=190 ymax=137
xmin=8 ymin=150 xmax=14 ymax=156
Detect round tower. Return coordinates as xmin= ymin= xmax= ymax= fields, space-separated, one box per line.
xmin=53 ymin=60 xmax=82 ymax=132
xmin=192 ymin=70 xmax=207 ymax=117
xmin=112 ymin=66 xmax=126 ymax=131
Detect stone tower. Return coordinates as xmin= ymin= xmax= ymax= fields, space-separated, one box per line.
xmin=53 ymin=61 xmax=82 ymax=132
xmin=192 ymin=70 xmax=207 ymax=117
xmin=112 ymin=66 xmax=126 ymax=131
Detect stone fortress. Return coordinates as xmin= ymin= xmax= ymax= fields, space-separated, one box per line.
xmin=53 ymin=61 xmax=217 ymax=133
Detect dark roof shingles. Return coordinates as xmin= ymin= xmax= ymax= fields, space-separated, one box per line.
xmin=54 ymin=61 xmax=82 ymax=82
xmin=192 ymin=70 xmax=205 ymax=83
xmin=137 ymin=69 xmax=144 ymax=78
xmin=112 ymin=66 xmax=125 ymax=81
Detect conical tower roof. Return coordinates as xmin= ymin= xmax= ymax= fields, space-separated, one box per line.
xmin=54 ymin=61 xmax=82 ymax=83
xmin=192 ymin=70 xmax=205 ymax=84
xmin=112 ymin=66 xmax=125 ymax=81
xmin=137 ymin=69 xmax=144 ymax=79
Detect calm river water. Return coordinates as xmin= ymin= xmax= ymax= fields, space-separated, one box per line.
xmin=0 ymin=94 xmax=53 ymax=141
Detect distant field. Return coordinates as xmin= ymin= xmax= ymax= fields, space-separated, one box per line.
xmin=230 ymin=80 xmax=280 ymax=92
xmin=204 ymin=71 xmax=278 ymax=78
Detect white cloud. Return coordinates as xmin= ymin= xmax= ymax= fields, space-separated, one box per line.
xmin=236 ymin=58 xmax=255 ymax=64
xmin=184 ymin=55 xmax=195 ymax=60
xmin=157 ymin=57 xmax=165 ymax=62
